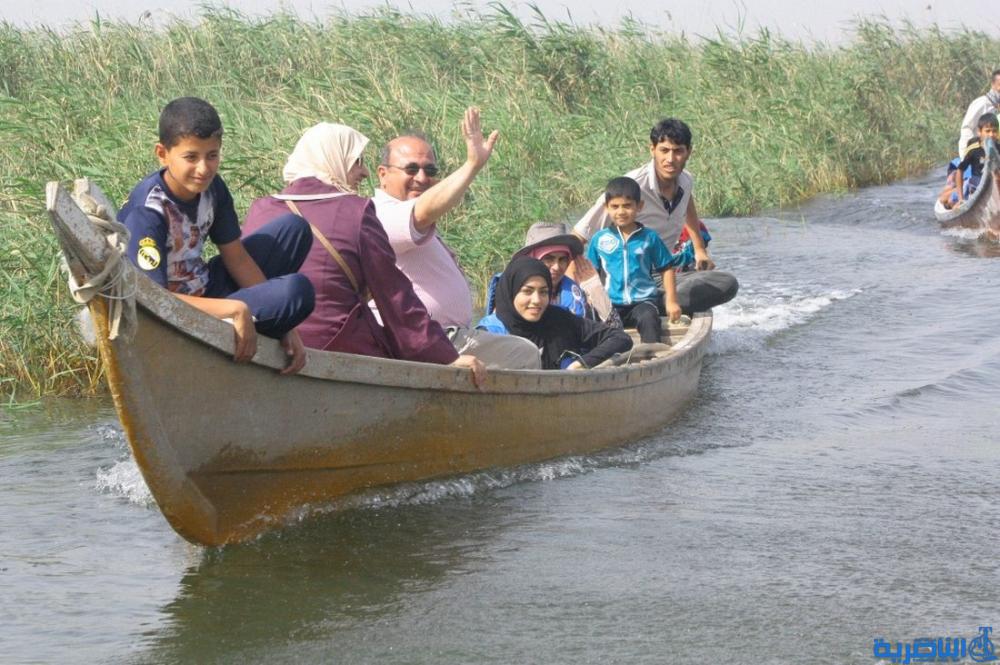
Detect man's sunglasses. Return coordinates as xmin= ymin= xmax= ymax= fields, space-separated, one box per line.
xmin=385 ymin=163 xmax=440 ymax=177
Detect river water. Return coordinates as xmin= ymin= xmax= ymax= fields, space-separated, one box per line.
xmin=3 ymin=171 xmax=999 ymax=664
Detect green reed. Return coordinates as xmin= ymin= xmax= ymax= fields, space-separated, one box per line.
xmin=2 ymin=5 xmax=998 ymax=397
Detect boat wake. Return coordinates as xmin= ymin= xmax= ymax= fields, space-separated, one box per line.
xmin=709 ymin=286 xmax=860 ymax=354
xmin=940 ymin=226 xmax=990 ymax=241
xmin=291 ymin=434 xmax=722 ymax=524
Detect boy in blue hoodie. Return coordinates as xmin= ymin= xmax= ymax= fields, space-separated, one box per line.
xmin=586 ymin=177 xmax=682 ymax=343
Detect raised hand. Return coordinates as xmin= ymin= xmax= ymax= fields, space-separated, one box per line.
xmin=462 ymin=106 xmax=499 ymax=170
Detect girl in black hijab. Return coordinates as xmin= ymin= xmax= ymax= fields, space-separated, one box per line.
xmin=488 ymin=257 xmax=632 ymax=370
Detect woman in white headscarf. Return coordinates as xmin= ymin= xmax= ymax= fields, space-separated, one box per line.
xmin=243 ymin=123 xmax=485 ymax=386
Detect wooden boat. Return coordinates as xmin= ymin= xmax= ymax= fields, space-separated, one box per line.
xmin=934 ymin=137 xmax=1000 ymax=239
xmin=47 ymin=179 xmax=712 ymax=547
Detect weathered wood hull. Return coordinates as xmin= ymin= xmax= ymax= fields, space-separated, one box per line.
xmin=934 ymin=138 xmax=1000 ymax=238
xmin=49 ymin=180 xmax=712 ymax=546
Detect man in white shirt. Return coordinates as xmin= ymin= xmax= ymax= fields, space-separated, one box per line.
xmin=959 ymin=70 xmax=1000 ymax=157
xmin=574 ymin=118 xmax=738 ymax=315
xmin=373 ymin=106 xmax=540 ymax=369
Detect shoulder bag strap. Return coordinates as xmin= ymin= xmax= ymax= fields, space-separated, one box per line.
xmin=283 ymin=199 xmax=365 ymax=297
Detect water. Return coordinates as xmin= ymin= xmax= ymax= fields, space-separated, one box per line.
xmin=3 ymin=171 xmax=1000 ymax=664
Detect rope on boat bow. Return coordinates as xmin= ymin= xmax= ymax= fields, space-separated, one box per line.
xmin=61 ymin=191 xmax=137 ymax=342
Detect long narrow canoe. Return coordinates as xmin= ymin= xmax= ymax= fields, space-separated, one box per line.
xmin=934 ymin=137 xmax=1000 ymax=239
xmin=47 ymin=179 xmax=712 ymax=546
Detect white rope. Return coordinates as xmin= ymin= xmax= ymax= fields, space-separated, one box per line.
xmin=61 ymin=192 xmax=137 ymax=342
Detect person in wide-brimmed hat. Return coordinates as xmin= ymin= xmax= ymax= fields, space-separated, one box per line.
xmin=485 ymin=221 xmax=619 ymax=327
xmin=512 ymin=222 xmax=583 ymax=310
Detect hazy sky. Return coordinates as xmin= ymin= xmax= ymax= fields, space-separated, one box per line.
xmin=4 ymin=0 xmax=999 ymax=44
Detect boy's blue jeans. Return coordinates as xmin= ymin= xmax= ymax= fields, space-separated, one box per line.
xmin=203 ymin=213 xmax=315 ymax=338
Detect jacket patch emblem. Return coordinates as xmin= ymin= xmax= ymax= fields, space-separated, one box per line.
xmin=597 ymin=234 xmax=620 ymax=253
xmin=137 ymin=237 xmax=161 ymax=270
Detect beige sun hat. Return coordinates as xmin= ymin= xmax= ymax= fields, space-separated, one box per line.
xmin=512 ymin=222 xmax=584 ymax=259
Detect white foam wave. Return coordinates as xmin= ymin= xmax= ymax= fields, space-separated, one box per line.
xmin=708 ymin=288 xmax=860 ymax=354
xmin=95 ymin=456 xmax=154 ymax=506
xmin=940 ymin=226 xmax=991 ymax=241
xmin=301 ymin=457 xmax=597 ymax=517
xmin=293 ymin=436 xmax=715 ymax=523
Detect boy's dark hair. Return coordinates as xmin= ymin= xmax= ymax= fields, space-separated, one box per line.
xmin=604 ymin=176 xmax=642 ymax=203
xmin=649 ymin=117 xmax=692 ymax=148
xmin=158 ymin=97 xmax=223 ymax=148
xmin=991 ymin=69 xmax=1000 ymax=81
xmin=978 ymin=112 xmax=999 ymax=130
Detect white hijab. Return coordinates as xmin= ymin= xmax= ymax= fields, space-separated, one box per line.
xmin=282 ymin=123 xmax=369 ymax=193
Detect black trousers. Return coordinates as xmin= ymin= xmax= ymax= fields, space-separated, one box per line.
xmin=614 ymin=301 xmax=661 ymax=343
xmin=654 ymin=270 xmax=740 ymax=316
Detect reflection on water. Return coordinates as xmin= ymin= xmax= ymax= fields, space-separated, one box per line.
xmin=129 ymin=501 xmax=511 ymax=664
xmin=5 ymin=169 xmax=1000 ymax=665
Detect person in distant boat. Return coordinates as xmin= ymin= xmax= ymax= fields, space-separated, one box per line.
xmin=373 ymin=106 xmax=540 ymax=369
xmin=119 ymin=97 xmax=315 ymax=374
xmin=483 ymin=221 xmax=622 ymax=327
xmin=958 ymin=69 xmax=1000 ymax=157
xmin=242 ymin=122 xmax=486 ymax=388
xmin=587 ymin=177 xmax=684 ymax=344
xmin=477 ymin=257 xmax=632 ymax=370
xmin=573 ymin=118 xmax=738 ymax=316
xmin=938 ymin=112 xmax=999 ymax=209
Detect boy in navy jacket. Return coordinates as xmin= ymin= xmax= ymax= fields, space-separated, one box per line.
xmin=119 ymin=97 xmax=314 ymax=373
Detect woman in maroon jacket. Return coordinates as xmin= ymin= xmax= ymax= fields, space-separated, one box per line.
xmin=244 ymin=123 xmax=484 ymax=386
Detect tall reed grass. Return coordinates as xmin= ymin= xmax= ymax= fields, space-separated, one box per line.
xmin=2 ymin=5 xmax=998 ymax=397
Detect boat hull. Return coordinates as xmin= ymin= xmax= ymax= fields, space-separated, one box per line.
xmin=934 ymin=138 xmax=1000 ymax=238
xmin=94 ymin=296 xmax=709 ymax=545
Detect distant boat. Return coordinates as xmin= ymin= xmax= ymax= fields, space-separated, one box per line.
xmin=934 ymin=137 xmax=1000 ymax=239
xmin=47 ymin=179 xmax=712 ymax=547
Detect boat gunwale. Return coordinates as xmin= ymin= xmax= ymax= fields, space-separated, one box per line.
xmin=132 ymin=274 xmax=712 ymax=396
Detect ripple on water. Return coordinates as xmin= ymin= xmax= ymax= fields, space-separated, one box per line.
xmin=841 ymin=354 xmax=1000 ymax=424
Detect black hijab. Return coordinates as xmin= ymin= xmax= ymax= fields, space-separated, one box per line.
xmin=494 ymin=256 xmax=579 ymax=369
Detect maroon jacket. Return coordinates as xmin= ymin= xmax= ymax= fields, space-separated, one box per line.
xmin=244 ymin=178 xmax=458 ymax=364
